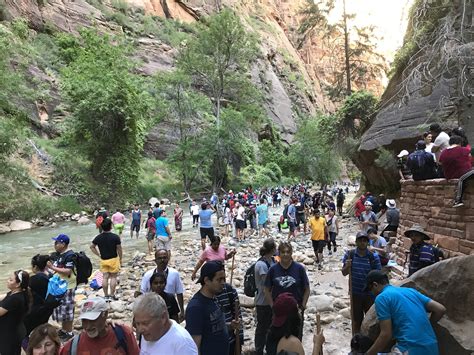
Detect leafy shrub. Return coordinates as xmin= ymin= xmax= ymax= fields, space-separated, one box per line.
xmin=11 ymin=18 xmax=29 ymax=40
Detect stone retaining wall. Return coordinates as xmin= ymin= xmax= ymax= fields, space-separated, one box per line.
xmin=394 ymin=179 xmax=474 ymax=261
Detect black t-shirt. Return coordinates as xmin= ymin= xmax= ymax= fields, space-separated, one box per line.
xmin=160 ymin=292 xmax=180 ymax=319
xmin=29 ymin=273 xmax=49 ymax=307
xmin=185 ymin=291 xmax=229 ymax=355
xmin=0 ymin=292 xmax=28 ymax=354
xmin=92 ymin=232 xmax=121 ymax=260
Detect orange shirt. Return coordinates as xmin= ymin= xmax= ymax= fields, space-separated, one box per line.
xmin=309 ymin=216 xmax=326 ymax=241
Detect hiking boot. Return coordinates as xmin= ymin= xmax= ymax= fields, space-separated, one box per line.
xmin=453 ymin=201 xmax=464 ymax=208
xmin=334 ymin=246 xmax=337 ymax=252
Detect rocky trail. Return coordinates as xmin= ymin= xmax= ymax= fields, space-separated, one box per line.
xmin=65 ymin=200 xmax=363 ymax=354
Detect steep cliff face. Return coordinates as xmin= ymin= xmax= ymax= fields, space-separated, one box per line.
xmin=3 ymin=0 xmax=329 ymax=159
xmin=354 ymin=0 xmax=474 ymax=191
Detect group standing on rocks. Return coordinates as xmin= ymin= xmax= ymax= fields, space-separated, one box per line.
xmin=0 ymin=181 xmax=453 ymax=355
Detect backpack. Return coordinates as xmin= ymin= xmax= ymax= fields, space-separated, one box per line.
xmin=68 ymin=251 xmax=93 ymax=285
xmin=69 ymin=324 xmax=128 ymax=355
xmin=349 ymin=249 xmax=377 ymax=268
xmin=244 ymin=258 xmax=271 ymax=297
xmin=46 ymin=275 xmax=68 ymax=300
xmin=407 ymin=150 xmax=435 ymax=179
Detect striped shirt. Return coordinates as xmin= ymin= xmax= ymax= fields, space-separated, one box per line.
xmin=342 ymin=249 xmax=381 ymax=295
xmin=409 ymin=243 xmax=435 ymax=276
xmin=216 ymin=283 xmax=244 ymax=345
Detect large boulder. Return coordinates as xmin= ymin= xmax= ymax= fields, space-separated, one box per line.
xmin=9 ymin=220 xmax=33 ymax=231
xmin=361 ymin=255 xmax=474 ymax=354
xmin=0 ymin=224 xmax=12 ymax=234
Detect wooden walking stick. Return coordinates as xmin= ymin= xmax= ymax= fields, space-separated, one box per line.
xmin=349 ymin=271 xmax=356 ymax=336
xmin=234 ymin=299 xmax=241 ymax=355
xmin=316 ymin=313 xmax=323 ymax=355
xmin=230 ymin=253 xmax=236 ymax=286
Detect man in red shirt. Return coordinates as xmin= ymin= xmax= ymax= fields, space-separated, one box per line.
xmin=439 ymin=135 xmax=473 ymax=207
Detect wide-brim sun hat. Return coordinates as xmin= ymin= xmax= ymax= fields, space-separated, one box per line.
xmin=404 ymin=224 xmax=430 ymax=240
xmin=386 ymin=199 xmax=396 ymax=209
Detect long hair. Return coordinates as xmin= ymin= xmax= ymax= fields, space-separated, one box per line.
xmin=14 ymin=270 xmax=32 ymax=313
xmin=26 ymin=324 xmax=61 ymax=355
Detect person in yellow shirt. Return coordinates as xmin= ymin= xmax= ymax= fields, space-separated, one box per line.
xmin=308 ymin=209 xmax=328 ymax=270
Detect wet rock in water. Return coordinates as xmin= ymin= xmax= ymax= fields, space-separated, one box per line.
xmin=71 ymin=213 xmax=81 ymax=221
xmin=50 ymin=222 xmax=57 ymax=228
xmin=9 ymin=219 xmax=33 ymax=231
xmin=60 ymin=211 xmax=71 ymax=218
xmin=0 ymin=224 xmax=11 ymax=234
xmin=361 ymin=255 xmax=474 ymax=354
xmin=77 ymin=216 xmax=91 ymax=225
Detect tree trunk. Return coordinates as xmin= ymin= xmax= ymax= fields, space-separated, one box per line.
xmin=343 ymin=0 xmax=352 ymax=96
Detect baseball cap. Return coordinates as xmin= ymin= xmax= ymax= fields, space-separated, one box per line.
xmin=416 ymin=140 xmax=426 ymax=149
xmin=272 ymin=292 xmax=298 ymax=327
xmin=363 ymin=270 xmax=389 ymax=292
xmin=397 ymin=150 xmax=409 ymax=158
xmin=196 ymin=260 xmax=224 ymax=284
xmin=79 ymin=297 xmax=108 ymax=320
xmin=366 ymin=227 xmax=377 ymax=235
xmin=52 ymin=234 xmax=70 ymax=244
xmin=356 ymin=231 xmax=369 ymax=240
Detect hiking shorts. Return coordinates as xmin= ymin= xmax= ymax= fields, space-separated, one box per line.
xmin=312 ymin=240 xmax=326 ymax=253
xmin=52 ymin=288 xmax=75 ymax=322
xmin=288 ymin=221 xmax=296 ymax=232
xmin=155 ymin=236 xmax=171 ymax=250
xmin=146 ymin=229 xmax=155 ymax=241
xmin=100 ymin=256 xmax=120 ymax=274
xmin=200 ymin=227 xmax=216 ymax=242
xmin=258 ymin=221 xmax=269 ymax=229
xmin=114 ymin=223 xmax=124 ymax=234
xmin=131 ymin=223 xmax=140 ymax=232
xmin=236 ymin=219 xmax=246 ymax=230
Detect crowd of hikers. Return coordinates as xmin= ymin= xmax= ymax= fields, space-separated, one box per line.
xmin=0 ymin=179 xmax=451 ymax=355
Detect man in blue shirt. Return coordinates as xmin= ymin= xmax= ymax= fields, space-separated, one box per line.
xmin=199 ymin=202 xmax=216 ymax=250
xmin=342 ymin=232 xmax=381 ymax=334
xmin=406 ymin=224 xmax=438 ymax=276
xmin=155 ymin=210 xmax=172 ymax=258
xmin=186 ymin=261 xmax=233 ymax=355
xmin=287 ymin=198 xmax=297 ymax=239
xmin=365 ymin=270 xmax=446 ymax=355
xmin=256 ymin=198 xmax=269 ymax=237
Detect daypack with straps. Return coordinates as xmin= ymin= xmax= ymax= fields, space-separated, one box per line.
xmin=244 ymin=257 xmax=272 ymax=297
xmin=65 ymin=251 xmax=93 ymax=285
xmin=70 ymin=324 xmax=128 ymax=355
xmin=349 ymin=249 xmax=377 ymax=268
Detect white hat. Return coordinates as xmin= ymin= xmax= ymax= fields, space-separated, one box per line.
xmin=79 ymin=297 xmax=108 ymax=320
xmin=397 ymin=150 xmax=409 ymax=158
xmin=386 ymin=199 xmax=396 ymax=209
xmin=364 ymin=201 xmax=373 ymax=206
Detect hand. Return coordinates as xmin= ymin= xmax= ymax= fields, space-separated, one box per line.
xmin=313 ymin=331 xmax=325 ymax=346
xmin=46 ymin=261 xmax=53 ymax=269
xmin=345 ymin=259 xmax=352 ymax=268
xmin=230 ymin=319 xmax=240 ymax=331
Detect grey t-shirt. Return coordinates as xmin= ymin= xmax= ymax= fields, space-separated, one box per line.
xmin=386 ymin=208 xmax=400 ymax=227
xmin=255 ymin=257 xmax=275 ymax=306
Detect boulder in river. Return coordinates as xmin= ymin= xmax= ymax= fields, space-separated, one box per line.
xmin=9 ymin=220 xmax=33 ymax=231
xmin=77 ymin=216 xmax=91 ymax=225
xmin=361 ymin=255 xmax=474 ymax=354
xmin=0 ymin=224 xmax=11 ymax=234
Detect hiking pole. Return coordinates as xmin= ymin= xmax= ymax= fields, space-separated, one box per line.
xmin=349 ymin=270 xmax=356 ymax=336
xmin=234 ymin=299 xmax=241 ymax=355
xmin=230 ymin=253 xmax=236 ymax=286
xmin=316 ymin=312 xmax=323 ymax=355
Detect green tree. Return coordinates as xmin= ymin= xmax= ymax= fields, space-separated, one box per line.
xmin=177 ymin=9 xmax=259 ymax=190
xmin=60 ymin=29 xmax=154 ymax=202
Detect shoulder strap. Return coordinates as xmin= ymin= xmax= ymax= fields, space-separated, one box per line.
xmin=112 ymin=324 xmax=128 ymax=354
xmin=69 ymin=334 xmax=80 ymax=355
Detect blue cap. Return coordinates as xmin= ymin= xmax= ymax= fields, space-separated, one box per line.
xmin=52 ymin=234 xmax=70 ymax=244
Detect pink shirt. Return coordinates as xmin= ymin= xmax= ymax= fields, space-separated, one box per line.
xmin=111 ymin=212 xmax=125 ymax=224
xmin=200 ymin=245 xmax=227 ymax=262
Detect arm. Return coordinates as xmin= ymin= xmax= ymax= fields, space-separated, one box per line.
xmin=302 ymin=285 xmax=310 ymax=310
xmin=367 ymin=319 xmax=392 ymax=355
xmin=425 ymin=300 xmax=446 ymax=323
xmin=177 ymin=293 xmax=185 ymax=322
xmin=165 ymin=226 xmax=172 ymax=240
xmin=117 ymin=244 xmax=123 ymax=266
xmin=90 ymin=243 xmax=100 ymax=258
xmin=341 ymin=258 xmax=351 ymax=276
xmin=0 ymin=307 xmax=7 ymax=317
xmin=46 ymin=261 xmax=72 ymax=276
xmin=225 ymin=249 xmax=236 ymax=260
xmin=335 ymin=218 xmax=340 ymax=234
xmin=191 ymin=259 xmax=205 ymax=281
xmin=191 ymin=335 xmax=202 ymax=355
xmin=264 ymin=287 xmax=273 ymax=307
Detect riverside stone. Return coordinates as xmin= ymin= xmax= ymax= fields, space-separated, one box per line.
xmin=77 ymin=216 xmax=91 ymax=225
xmin=0 ymin=224 xmax=11 ymax=234
xmin=9 ymin=220 xmax=33 ymax=231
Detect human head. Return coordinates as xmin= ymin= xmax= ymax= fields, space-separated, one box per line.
xmin=7 ymin=270 xmax=29 ymax=292
xmin=134 ymin=203 xmax=139 ymax=209
xmin=27 ymin=324 xmax=61 ymax=355
xmin=154 ymin=249 xmax=169 ymax=270
xmin=449 ymin=135 xmax=462 ymax=146
xmin=350 ymin=333 xmax=374 ymax=354
xmin=154 ymin=202 xmax=160 ymax=208
xmin=79 ymin=297 xmax=109 ymax=338
xmin=260 ymin=198 xmax=265 ymax=204
xmin=101 ymin=217 xmax=112 ymax=232
xmin=429 ymin=123 xmax=442 ymax=137
xmin=415 ymin=140 xmax=426 ymax=150
xmin=367 ymin=228 xmax=377 ymax=239
xmin=355 ymin=232 xmax=369 ymax=250
xmin=328 ymin=208 xmax=335 ymax=216
xmin=175 ymin=202 xmax=180 ymax=207
xmin=452 ymin=127 xmax=468 ymax=146
xmin=150 ymin=271 xmax=167 ymax=294
xmin=196 ymin=260 xmax=225 ymax=295
xmin=313 ymin=209 xmax=321 ymax=218
xmin=364 ymin=201 xmax=373 ymax=211
xmin=210 ymin=236 xmax=221 ymax=251
xmin=31 ymin=254 xmax=50 ymax=272
xmin=133 ymin=293 xmax=170 ymax=342
xmin=201 ymin=202 xmax=208 ymax=210
xmin=397 ymin=150 xmax=409 ymax=159
xmin=260 ymin=238 xmax=276 ymax=257
xmin=404 ymin=224 xmax=430 ymax=245
xmin=52 ymin=234 xmax=69 ymax=253
xmin=272 ymin=292 xmax=298 ymax=327
xmin=278 ymin=242 xmax=293 ymax=264
xmin=423 ymin=132 xmax=432 ymax=144
xmin=148 ymin=211 xmax=153 ymax=218
xmin=363 ymin=270 xmax=389 ymax=296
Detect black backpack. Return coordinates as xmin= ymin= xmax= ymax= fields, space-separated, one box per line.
xmin=244 ymin=258 xmax=271 ymax=297
xmin=282 ymin=205 xmax=289 ymax=220
xmin=70 ymin=251 xmax=93 ymax=285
